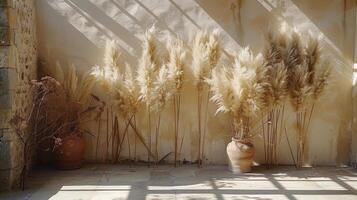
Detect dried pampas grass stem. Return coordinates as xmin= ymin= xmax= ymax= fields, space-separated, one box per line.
xmin=167 ymin=37 xmax=186 ymax=167
xmin=192 ymin=30 xmax=221 ymax=167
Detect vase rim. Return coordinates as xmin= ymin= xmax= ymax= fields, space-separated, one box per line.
xmin=231 ymin=137 xmax=251 ymax=143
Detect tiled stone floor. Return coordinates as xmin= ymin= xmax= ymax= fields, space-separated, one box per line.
xmin=0 ymin=165 xmax=356 ymax=200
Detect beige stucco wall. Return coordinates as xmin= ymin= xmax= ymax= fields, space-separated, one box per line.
xmin=352 ymin=3 xmax=357 ymax=167
xmin=36 ymin=0 xmax=355 ymax=166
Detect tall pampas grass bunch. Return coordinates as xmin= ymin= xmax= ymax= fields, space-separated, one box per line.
xmin=92 ymin=40 xmax=141 ymax=119
xmin=167 ymin=37 xmax=187 ymax=166
xmin=92 ymin=39 xmax=153 ymax=163
xmin=210 ymin=47 xmax=266 ymax=140
xmin=278 ymin=26 xmax=330 ymax=168
xmin=137 ymin=28 xmax=168 ymax=163
xmin=191 ymin=30 xmax=221 ymax=167
xmin=151 ymin=64 xmax=173 ymax=162
xmin=285 ymin=30 xmax=313 ymax=168
xmin=137 ymin=29 xmax=162 ymax=107
xmin=261 ymin=29 xmax=289 ymax=167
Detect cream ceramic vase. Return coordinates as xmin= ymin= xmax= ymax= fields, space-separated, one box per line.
xmin=226 ymin=137 xmax=255 ymax=173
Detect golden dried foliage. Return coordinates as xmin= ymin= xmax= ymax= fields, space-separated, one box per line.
xmin=312 ymin=61 xmax=331 ymax=100
xmin=137 ymin=29 xmax=162 ymax=107
xmin=191 ymin=30 xmax=221 ymax=89
xmin=153 ymin=65 xmax=172 ymax=112
xmin=52 ymin=62 xmax=96 ymax=107
xmin=210 ymin=47 xmax=266 ymax=139
xmin=167 ymin=37 xmax=186 ymax=93
xmin=92 ymin=40 xmax=140 ymax=118
xmin=304 ymin=33 xmax=321 ymax=85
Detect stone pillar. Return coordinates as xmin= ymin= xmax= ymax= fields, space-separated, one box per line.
xmin=0 ymin=0 xmax=37 ymax=191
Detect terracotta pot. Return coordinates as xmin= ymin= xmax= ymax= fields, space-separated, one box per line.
xmin=226 ymin=137 xmax=255 ymax=173
xmin=54 ymin=134 xmax=85 ymax=170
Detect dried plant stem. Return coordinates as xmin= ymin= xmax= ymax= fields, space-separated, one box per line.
xmin=201 ymin=89 xmax=210 ymax=166
xmin=304 ymin=103 xmax=315 ymax=158
xmin=127 ymin=123 xmax=131 ymax=163
xmin=296 ymin=113 xmax=300 ymax=166
xmin=105 ymin=108 xmax=109 ymax=163
xmin=21 ymin=143 xmax=27 ymax=190
xmin=295 ymin=103 xmax=315 ymax=168
xmin=197 ymin=86 xmax=203 ymax=167
xmin=263 ymin=105 xmax=284 ymax=168
xmin=133 ymin=115 xmax=137 ymax=162
xmin=306 ymin=104 xmax=315 ymax=136
xmin=111 ymin=116 xmax=115 ymax=162
xmin=173 ymin=96 xmax=178 ymax=166
xmin=109 ymin=110 xmax=115 ymax=162
xmin=113 ymin=117 xmax=121 ymax=163
xmin=262 ymin=115 xmax=267 ymax=166
xmin=111 ymin=116 xmax=119 ymax=163
xmin=179 ymin=131 xmax=185 ymax=165
xmin=173 ymin=94 xmax=181 ymax=167
xmin=176 ymin=95 xmax=181 ymax=162
xmin=296 ymin=110 xmax=308 ymax=168
xmin=95 ymin=113 xmax=102 ymax=161
xmin=273 ymin=107 xmax=282 ymax=165
xmin=111 ymin=116 xmax=116 ymax=163
xmin=116 ymin=117 xmax=132 ymax=161
xmin=272 ymin=108 xmax=279 ymax=165
xmin=262 ymin=113 xmax=269 ymax=167
xmin=147 ymin=108 xmax=152 ymax=165
xmin=12 ymin=91 xmax=45 ymax=190
xmin=278 ymin=104 xmax=285 ymax=144
xmin=285 ymin=127 xmax=297 ymax=168
xmin=127 ymin=117 xmax=156 ymax=160
xmin=116 ymin=118 xmax=121 ymax=162
xmin=267 ymin=112 xmax=272 ymax=167
xmin=155 ymin=113 xmax=162 ymax=164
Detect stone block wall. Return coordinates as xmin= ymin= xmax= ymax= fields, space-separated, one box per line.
xmin=0 ymin=0 xmax=37 ymax=191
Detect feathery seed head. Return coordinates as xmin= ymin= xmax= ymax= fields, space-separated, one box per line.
xmin=191 ymin=30 xmax=221 ymax=89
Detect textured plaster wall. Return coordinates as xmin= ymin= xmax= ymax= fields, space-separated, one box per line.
xmin=36 ymin=0 xmax=355 ymax=166
xmin=0 ymin=0 xmax=37 ymax=190
xmin=352 ymin=4 xmax=357 ymax=167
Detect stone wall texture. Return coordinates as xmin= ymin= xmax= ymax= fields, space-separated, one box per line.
xmin=35 ymin=0 xmax=356 ymax=166
xmin=0 ymin=0 xmax=37 ymax=190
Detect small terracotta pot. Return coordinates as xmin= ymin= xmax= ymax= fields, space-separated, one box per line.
xmin=54 ymin=134 xmax=85 ymax=170
xmin=226 ymin=137 xmax=255 ymax=173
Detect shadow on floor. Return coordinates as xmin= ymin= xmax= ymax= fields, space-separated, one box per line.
xmin=0 ymin=164 xmax=356 ymax=200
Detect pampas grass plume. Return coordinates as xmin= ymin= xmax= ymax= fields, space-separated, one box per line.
xmin=210 ymin=47 xmax=266 ymax=138
xmin=167 ymin=37 xmax=186 ymax=93
xmin=137 ymin=29 xmax=161 ymax=107
xmin=191 ymin=30 xmax=221 ymax=88
xmin=313 ymin=61 xmax=331 ymax=100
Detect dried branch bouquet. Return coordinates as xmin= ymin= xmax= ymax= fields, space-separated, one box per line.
xmin=8 ymin=61 xmax=103 ymax=189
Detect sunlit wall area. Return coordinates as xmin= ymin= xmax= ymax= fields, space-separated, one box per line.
xmin=352 ymin=4 xmax=357 ymax=167
xmin=35 ymin=0 xmax=356 ymax=166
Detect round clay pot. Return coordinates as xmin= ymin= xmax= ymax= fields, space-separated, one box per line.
xmin=54 ymin=134 xmax=85 ymax=170
xmin=226 ymin=137 xmax=255 ymax=173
